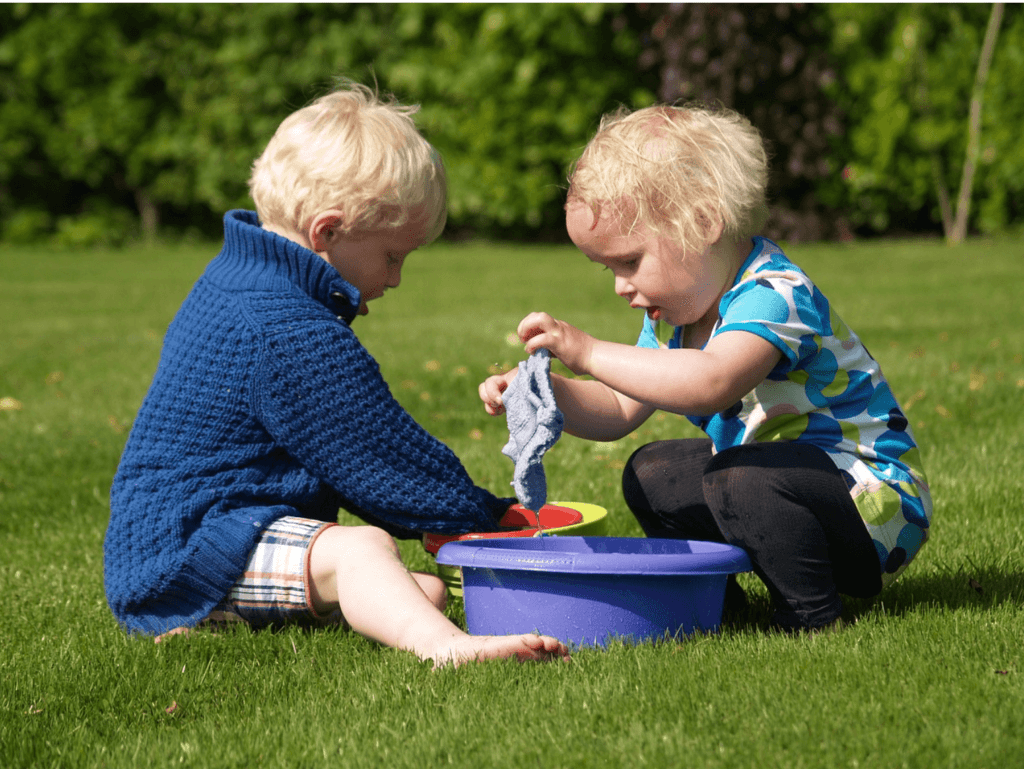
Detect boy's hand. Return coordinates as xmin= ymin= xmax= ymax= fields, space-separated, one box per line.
xmin=478 ymin=369 xmax=517 ymax=416
xmin=518 ymin=312 xmax=594 ymax=376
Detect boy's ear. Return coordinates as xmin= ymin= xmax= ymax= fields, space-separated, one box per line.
xmin=307 ymin=210 xmax=346 ymax=252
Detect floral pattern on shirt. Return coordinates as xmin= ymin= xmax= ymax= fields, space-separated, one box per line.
xmin=637 ymin=237 xmax=931 ymax=585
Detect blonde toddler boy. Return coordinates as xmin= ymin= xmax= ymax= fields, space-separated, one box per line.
xmin=104 ymin=82 xmax=568 ymax=666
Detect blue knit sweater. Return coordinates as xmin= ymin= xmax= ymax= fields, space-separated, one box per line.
xmin=104 ymin=210 xmax=508 ymax=635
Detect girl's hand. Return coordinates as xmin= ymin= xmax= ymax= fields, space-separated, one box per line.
xmin=518 ymin=312 xmax=594 ymax=376
xmin=478 ymin=369 xmax=517 ymax=416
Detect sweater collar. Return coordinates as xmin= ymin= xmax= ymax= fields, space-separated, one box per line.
xmin=210 ymin=210 xmax=362 ymax=323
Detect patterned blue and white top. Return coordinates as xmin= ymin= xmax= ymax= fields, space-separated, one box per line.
xmin=637 ymin=237 xmax=932 ymax=586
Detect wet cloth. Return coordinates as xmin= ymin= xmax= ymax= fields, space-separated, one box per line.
xmin=501 ymin=349 xmax=564 ymax=511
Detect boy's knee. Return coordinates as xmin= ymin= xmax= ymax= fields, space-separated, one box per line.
xmin=317 ymin=524 xmax=399 ymax=563
xmin=346 ymin=525 xmax=399 ymax=555
xmin=415 ymin=573 xmax=448 ymax=611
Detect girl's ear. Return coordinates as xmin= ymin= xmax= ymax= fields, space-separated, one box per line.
xmin=696 ymin=208 xmax=726 ymax=246
xmin=307 ymin=210 xmax=345 ymax=252
xmin=708 ymin=216 xmax=725 ymax=245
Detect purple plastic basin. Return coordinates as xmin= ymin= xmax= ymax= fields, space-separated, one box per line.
xmin=436 ymin=536 xmax=752 ymax=647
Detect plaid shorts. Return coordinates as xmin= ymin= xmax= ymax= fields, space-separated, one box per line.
xmin=206 ymin=516 xmax=342 ymax=629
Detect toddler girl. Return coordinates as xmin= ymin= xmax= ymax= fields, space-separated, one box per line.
xmin=479 ymin=104 xmax=932 ymax=631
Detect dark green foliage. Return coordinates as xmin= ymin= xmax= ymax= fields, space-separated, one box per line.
xmin=0 ymin=3 xmax=656 ymax=243
xmin=639 ymin=2 xmax=1023 ymax=240
xmin=377 ymin=4 xmax=658 ymax=237
xmin=638 ymin=3 xmax=848 ymax=242
xmin=0 ymin=3 xmax=1020 ymax=243
xmin=0 ymin=4 xmax=402 ymax=242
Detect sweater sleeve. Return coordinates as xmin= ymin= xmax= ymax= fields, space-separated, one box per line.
xmin=251 ymin=313 xmax=508 ymax=537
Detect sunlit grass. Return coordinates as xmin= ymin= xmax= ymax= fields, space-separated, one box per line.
xmin=1 ymin=235 xmax=1023 ymax=768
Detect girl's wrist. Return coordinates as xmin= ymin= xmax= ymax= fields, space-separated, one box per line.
xmin=582 ymin=337 xmax=614 ymax=380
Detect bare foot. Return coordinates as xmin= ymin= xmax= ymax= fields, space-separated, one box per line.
xmin=434 ymin=633 xmax=570 ymax=669
xmin=154 ymin=626 xmax=190 ymax=644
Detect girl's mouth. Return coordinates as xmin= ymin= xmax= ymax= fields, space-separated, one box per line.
xmin=646 ymin=307 xmax=662 ymax=321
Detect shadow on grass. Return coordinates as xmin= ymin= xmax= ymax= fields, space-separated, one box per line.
xmin=149 ymin=566 xmax=1022 ymax=648
xmin=719 ymin=563 xmax=1024 ymax=636
xmin=865 ymin=565 xmax=1024 ymax=616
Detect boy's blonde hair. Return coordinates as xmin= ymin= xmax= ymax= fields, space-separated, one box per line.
xmin=249 ymin=81 xmax=446 ymax=241
xmin=567 ymin=104 xmax=769 ymax=254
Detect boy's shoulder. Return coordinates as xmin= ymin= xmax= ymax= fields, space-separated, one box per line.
xmin=204 ymin=210 xmax=363 ymax=330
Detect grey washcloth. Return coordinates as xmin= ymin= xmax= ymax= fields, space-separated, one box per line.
xmin=501 ymin=348 xmax=564 ymax=512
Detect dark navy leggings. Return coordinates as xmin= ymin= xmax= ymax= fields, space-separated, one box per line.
xmin=622 ymin=438 xmax=882 ymax=630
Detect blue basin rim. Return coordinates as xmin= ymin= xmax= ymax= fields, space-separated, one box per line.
xmin=436 ymin=536 xmax=751 ymax=576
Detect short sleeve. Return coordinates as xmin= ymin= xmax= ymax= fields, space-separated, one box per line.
xmin=636 ymin=314 xmax=661 ymax=349
xmin=717 ymin=272 xmax=832 ymax=374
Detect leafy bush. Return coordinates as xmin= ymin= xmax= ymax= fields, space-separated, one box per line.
xmin=0 ymin=3 xmax=1020 ymax=242
xmin=0 ymin=3 xmax=656 ymax=242
xmin=1 ymin=208 xmax=51 ymax=244
xmin=379 ymin=4 xmax=658 ymax=236
xmin=54 ymin=199 xmax=138 ymax=249
xmin=825 ymin=3 xmax=1024 ymax=236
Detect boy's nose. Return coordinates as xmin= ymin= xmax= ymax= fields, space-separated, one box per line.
xmin=388 ymin=266 xmax=403 ymax=288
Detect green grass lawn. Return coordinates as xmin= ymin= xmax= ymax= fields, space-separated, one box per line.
xmin=1 ymin=234 xmax=1023 ymax=768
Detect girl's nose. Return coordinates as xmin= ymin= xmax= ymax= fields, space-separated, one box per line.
xmin=614 ymin=274 xmax=633 ymax=297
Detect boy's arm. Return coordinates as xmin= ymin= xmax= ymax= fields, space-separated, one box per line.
xmin=255 ymin=319 xmax=509 ymax=537
xmin=520 ymin=312 xmax=782 ymax=418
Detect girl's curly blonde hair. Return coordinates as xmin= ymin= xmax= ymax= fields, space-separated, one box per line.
xmin=249 ymin=80 xmax=446 ymax=242
xmin=567 ymin=104 xmax=769 ymax=253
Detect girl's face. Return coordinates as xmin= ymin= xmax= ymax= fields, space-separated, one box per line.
xmin=565 ymin=203 xmax=734 ymax=330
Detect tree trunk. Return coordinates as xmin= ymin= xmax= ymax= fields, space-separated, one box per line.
xmin=948 ymin=2 xmax=1004 ymax=245
xmin=133 ymin=187 xmax=159 ymax=243
xmin=931 ymin=155 xmax=954 ymax=235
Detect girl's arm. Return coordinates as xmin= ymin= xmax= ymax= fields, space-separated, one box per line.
xmin=479 ymin=367 xmax=652 ymax=442
xmin=518 ymin=312 xmax=783 ymax=418
xmin=552 ymin=374 xmax=655 ymax=441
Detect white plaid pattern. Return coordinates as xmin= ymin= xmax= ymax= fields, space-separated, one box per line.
xmin=209 ymin=516 xmax=338 ymax=628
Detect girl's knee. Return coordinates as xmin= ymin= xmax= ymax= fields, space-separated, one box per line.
xmin=624 ymin=440 xmax=669 ymax=474
xmin=621 ymin=447 xmax=648 ymax=513
xmin=622 ymin=441 xmax=674 ymax=512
